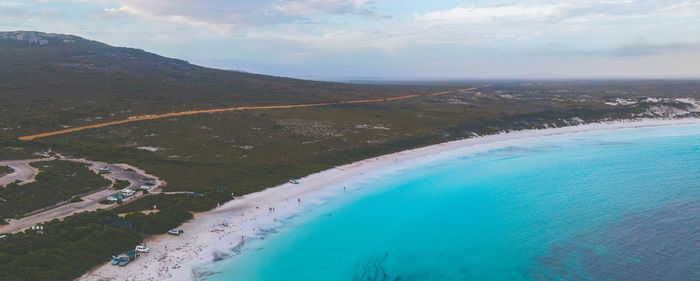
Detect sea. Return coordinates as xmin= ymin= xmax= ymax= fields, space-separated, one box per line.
xmin=203 ymin=123 xmax=700 ymax=281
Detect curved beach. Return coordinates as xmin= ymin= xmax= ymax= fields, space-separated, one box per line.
xmin=77 ymin=118 xmax=700 ymax=281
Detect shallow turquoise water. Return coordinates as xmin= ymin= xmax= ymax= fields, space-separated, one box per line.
xmin=205 ymin=124 xmax=700 ymax=281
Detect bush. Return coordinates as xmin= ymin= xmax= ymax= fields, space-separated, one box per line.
xmin=142 ymin=190 xmax=149 ymax=194
xmin=0 ymin=166 xmax=12 ymax=175
xmin=98 ymin=200 xmax=112 ymax=205
xmin=69 ymin=197 xmax=83 ymax=203
xmin=112 ymin=179 xmax=129 ymax=190
xmin=0 ymin=210 xmax=142 ymax=281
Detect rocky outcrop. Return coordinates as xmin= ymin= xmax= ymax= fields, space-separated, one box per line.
xmin=0 ymin=31 xmax=78 ymax=45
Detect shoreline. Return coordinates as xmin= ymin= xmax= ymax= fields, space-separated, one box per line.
xmin=77 ymin=118 xmax=700 ymax=281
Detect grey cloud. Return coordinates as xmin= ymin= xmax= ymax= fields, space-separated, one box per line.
xmin=550 ymin=42 xmax=700 ymax=57
xmin=607 ymin=42 xmax=700 ymax=56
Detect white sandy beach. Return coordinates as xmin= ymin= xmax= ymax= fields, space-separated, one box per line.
xmin=76 ymin=118 xmax=700 ymax=281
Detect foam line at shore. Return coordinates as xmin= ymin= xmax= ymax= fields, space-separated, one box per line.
xmin=77 ymin=118 xmax=700 ymax=281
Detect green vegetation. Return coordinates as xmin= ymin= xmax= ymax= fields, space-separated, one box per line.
xmin=0 ymin=211 xmax=142 ymax=281
xmin=112 ymin=179 xmax=129 ymax=190
xmin=69 ymin=196 xmax=83 ymax=203
xmin=0 ymin=32 xmax=452 ymax=140
xmin=0 ymin=189 xmax=233 ymax=281
xmin=0 ymin=166 xmax=12 ymax=176
xmin=0 ymin=160 xmax=110 ymax=221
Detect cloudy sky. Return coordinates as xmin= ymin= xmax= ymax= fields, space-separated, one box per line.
xmin=2 ymin=0 xmax=700 ymax=80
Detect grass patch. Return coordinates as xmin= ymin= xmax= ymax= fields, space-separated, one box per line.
xmin=112 ymin=179 xmax=130 ymax=190
xmin=0 ymin=166 xmax=12 ymax=176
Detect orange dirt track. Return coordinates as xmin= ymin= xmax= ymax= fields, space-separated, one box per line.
xmin=18 ymin=87 xmax=477 ymax=141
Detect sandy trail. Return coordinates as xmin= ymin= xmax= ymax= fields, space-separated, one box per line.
xmin=77 ymin=118 xmax=700 ymax=281
xmin=0 ymin=159 xmax=43 ymax=186
xmin=18 ymin=88 xmax=477 ymax=141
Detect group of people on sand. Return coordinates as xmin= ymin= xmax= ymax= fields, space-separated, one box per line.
xmin=249 ymin=186 xmax=352 ymax=237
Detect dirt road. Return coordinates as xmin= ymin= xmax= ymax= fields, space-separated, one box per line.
xmin=19 ymin=87 xmax=478 ymax=140
xmin=0 ymin=159 xmax=44 ymax=186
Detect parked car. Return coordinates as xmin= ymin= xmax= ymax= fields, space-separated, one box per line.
xmin=168 ymin=229 xmax=184 ymax=236
xmin=289 ymin=179 xmax=299 ymax=184
xmin=111 ymin=254 xmax=128 ymax=266
xmin=118 ymin=256 xmax=131 ymax=266
xmin=135 ymin=245 xmax=150 ymax=253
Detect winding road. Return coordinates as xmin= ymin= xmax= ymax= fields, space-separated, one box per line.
xmin=0 ymin=158 xmax=164 ymax=233
xmin=0 ymin=159 xmax=41 ymax=187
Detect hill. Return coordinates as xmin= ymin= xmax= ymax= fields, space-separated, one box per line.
xmin=0 ymin=31 xmax=451 ymax=137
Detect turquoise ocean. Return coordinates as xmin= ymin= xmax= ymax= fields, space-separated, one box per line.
xmin=204 ymin=123 xmax=700 ymax=281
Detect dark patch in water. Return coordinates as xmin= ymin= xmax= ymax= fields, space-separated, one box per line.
xmin=353 ymin=253 xmax=470 ymax=281
xmin=533 ymin=199 xmax=700 ymax=280
xmin=230 ymin=239 xmax=245 ymax=255
xmin=354 ymin=253 xmax=397 ymax=281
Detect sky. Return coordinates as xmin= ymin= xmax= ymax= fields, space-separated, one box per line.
xmin=2 ymin=0 xmax=700 ymax=80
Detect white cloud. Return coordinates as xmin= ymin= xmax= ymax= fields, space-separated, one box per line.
xmin=0 ymin=1 xmax=27 ymax=7
xmin=275 ymin=0 xmax=376 ymax=16
xmin=415 ymin=0 xmax=700 ymax=25
xmin=88 ymin=0 xmax=380 ymax=33
xmin=416 ymin=3 xmax=569 ymax=24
